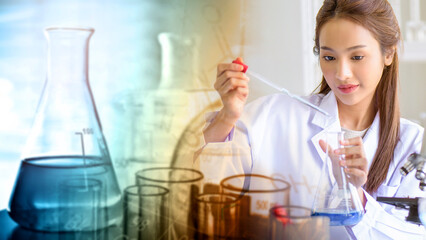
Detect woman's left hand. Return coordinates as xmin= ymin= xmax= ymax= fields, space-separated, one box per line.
xmin=320 ymin=136 xmax=368 ymax=206
xmin=334 ymin=136 xmax=368 ymax=189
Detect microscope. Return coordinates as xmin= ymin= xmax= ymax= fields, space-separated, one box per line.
xmin=377 ymin=130 xmax=426 ymax=225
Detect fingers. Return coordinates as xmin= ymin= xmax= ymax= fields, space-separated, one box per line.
xmin=344 ymin=167 xmax=367 ymax=187
xmin=215 ymin=69 xmax=249 ymax=91
xmin=217 ymin=63 xmax=245 ymax=77
xmin=334 ymin=136 xmax=365 ymax=158
xmin=339 ymin=157 xmax=368 ymax=171
xmin=335 ymin=136 xmax=367 ymax=169
xmin=213 ymin=61 xmax=250 ymax=122
xmin=319 ymin=139 xmax=333 ymax=153
xmin=319 ymin=136 xmax=368 ymax=188
xmin=216 ymin=77 xmax=249 ymax=96
xmin=341 ymin=157 xmax=368 ymax=188
xmin=335 ymin=145 xmax=365 ymax=158
xmin=319 ymin=139 xmax=327 ymax=153
xmin=226 ymin=86 xmax=249 ymax=101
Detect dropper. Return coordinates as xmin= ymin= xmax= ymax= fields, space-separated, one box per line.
xmin=232 ymin=58 xmax=329 ymax=116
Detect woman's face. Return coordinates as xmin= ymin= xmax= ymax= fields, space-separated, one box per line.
xmin=319 ymin=18 xmax=393 ymax=108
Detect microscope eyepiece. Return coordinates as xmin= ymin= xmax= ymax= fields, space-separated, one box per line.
xmin=420 ymin=179 xmax=426 ymax=191
xmin=400 ymin=153 xmax=418 ymax=176
xmin=416 ymin=160 xmax=426 ymax=180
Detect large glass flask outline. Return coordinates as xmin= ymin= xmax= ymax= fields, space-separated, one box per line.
xmin=8 ymin=27 xmax=122 ymax=232
xmin=311 ymin=131 xmax=364 ymax=226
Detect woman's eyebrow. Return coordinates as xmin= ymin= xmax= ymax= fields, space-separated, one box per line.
xmin=320 ymin=45 xmax=367 ymax=52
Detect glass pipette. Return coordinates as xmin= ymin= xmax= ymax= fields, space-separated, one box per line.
xmin=232 ymin=58 xmax=330 ymax=116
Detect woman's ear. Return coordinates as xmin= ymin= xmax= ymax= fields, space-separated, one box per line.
xmin=384 ymin=46 xmax=396 ymax=66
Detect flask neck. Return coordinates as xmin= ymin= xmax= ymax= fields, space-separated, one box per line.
xmin=45 ymin=27 xmax=94 ymax=86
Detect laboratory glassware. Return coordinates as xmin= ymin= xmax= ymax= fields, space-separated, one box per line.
xmin=195 ymin=193 xmax=241 ymax=239
xmin=158 ymin=32 xmax=201 ymax=90
xmin=8 ymin=27 xmax=122 ymax=232
xmin=269 ymin=205 xmax=329 ymax=240
xmin=135 ymin=167 xmax=204 ymax=239
xmin=220 ymin=174 xmax=291 ymax=239
xmin=123 ymin=185 xmax=170 ymax=240
xmin=10 ymin=226 xmax=110 ymax=240
xmin=311 ymin=131 xmax=364 ymax=226
xmin=59 ymin=178 xmax=104 ymax=232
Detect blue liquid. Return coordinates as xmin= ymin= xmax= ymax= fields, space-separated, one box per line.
xmin=311 ymin=210 xmax=363 ymax=226
xmin=8 ymin=156 xmax=122 ymax=232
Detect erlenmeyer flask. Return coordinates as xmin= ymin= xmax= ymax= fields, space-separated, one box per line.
xmin=8 ymin=27 xmax=122 ymax=232
xmin=311 ymin=131 xmax=364 ymax=226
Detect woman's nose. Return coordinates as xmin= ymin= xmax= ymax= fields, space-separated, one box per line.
xmin=335 ymin=60 xmax=352 ymax=81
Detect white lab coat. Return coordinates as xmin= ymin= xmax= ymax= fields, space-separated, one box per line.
xmin=197 ymin=91 xmax=426 ymax=240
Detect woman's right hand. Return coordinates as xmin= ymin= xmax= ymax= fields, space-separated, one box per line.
xmin=202 ymin=59 xmax=250 ymax=144
xmin=214 ymin=59 xmax=250 ymax=124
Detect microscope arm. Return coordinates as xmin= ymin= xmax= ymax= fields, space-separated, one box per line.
xmin=376 ymin=197 xmax=422 ymax=225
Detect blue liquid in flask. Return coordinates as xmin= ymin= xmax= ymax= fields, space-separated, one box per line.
xmin=311 ymin=210 xmax=363 ymax=226
xmin=8 ymin=155 xmax=122 ymax=232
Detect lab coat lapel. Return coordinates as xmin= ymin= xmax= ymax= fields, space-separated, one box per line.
xmin=310 ymin=92 xmax=341 ymax=185
xmin=310 ymin=92 xmax=341 ymax=164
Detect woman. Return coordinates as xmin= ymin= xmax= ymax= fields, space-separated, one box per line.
xmin=198 ymin=0 xmax=425 ymax=239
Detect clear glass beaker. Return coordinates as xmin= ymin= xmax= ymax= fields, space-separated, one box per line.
xmin=269 ymin=205 xmax=329 ymax=240
xmin=311 ymin=131 xmax=364 ymax=226
xmin=220 ymin=174 xmax=291 ymax=239
xmin=135 ymin=167 xmax=204 ymax=239
xmin=8 ymin=27 xmax=122 ymax=232
xmin=59 ymin=178 xmax=104 ymax=232
xmin=123 ymin=185 xmax=170 ymax=240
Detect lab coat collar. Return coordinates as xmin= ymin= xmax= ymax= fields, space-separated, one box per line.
xmin=311 ymin=91 xmax=339 ymax=129
xmin=310 ymin=92 xmax=341 ymax=163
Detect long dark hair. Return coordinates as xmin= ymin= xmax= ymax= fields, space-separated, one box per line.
xmin=313 ymin=0 xmax=401 ymax=194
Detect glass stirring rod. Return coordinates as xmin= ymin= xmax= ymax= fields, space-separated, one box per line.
xmin=232 ymin=58 xmax=330 ymax=116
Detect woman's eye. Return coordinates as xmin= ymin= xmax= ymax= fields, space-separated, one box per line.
xmin=323 ymin=56 xmax=335 ymax=61
xmin=352 ymin=56 xmax=364 ymax=60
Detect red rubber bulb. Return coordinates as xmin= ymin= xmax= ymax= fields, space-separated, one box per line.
xmin=232 ymin=57 xmax=248 ymax=73
xmin=274 ymin=207 xmax=292 ymax=226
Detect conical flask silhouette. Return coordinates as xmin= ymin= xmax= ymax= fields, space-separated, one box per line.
xmin=8 ymin=27 xmax=122 ymax=232
xmin=311 ymin=131 xmax=364 ymax=226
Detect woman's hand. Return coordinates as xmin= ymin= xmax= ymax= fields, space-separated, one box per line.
xmin=203 ymin=58 xmax=250 ymax=143
xmin=319 ymin=136 xmax=368 ymax=206
xmin=214 ymin=59 xmax=250 ymax=124
xmin=336 ymin=137 xmax=368 ymax=189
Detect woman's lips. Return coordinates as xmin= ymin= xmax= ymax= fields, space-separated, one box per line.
xmin=338 ymin=84 xmax=359 ymax=94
